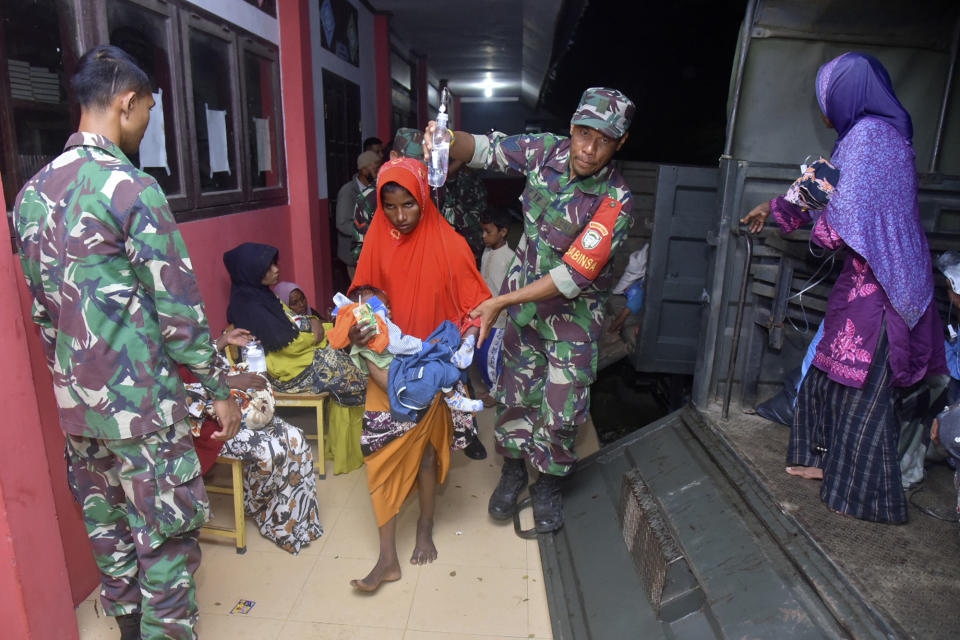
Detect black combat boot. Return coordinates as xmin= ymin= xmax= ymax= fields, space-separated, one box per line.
xmin=488 ymin=457 xmax=528 ymax=520
xmin=116 ymin=613 xmax=142 ymax=640
xmin=529 ymin=473 xmax=564 ymax=533
xmin=463 ymin=434 xmax=488 ymax=460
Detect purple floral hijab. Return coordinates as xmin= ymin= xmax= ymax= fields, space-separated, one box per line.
xmin=817 ymin=52 xmax=931 ymax=328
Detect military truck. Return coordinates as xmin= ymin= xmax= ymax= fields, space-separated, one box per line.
xmin=541 ymin=1 xmax=960 ymax=637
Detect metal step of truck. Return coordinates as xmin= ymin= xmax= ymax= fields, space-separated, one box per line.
xmin=539 ymin=405 xmax=900 ymax=639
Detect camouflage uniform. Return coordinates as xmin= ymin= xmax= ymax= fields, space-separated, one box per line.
xmin=352 ymin=128 xmax=425 ymax=261
xmin=13 ymin=132 xmax=228 ymax=639
xmin=468 ymin=88 xmax=635 ymax=476
xmin=442 ymin=167 xmax=487 ymax=260
xmin=351 ymin=184 xmax=376 ymax=262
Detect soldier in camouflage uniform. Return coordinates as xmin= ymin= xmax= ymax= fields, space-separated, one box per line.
xmin=351 ymin=128 xmax=425 ymax=262
xmin=442 ymin=163 xmax=488 ymax=261
xmin=11 ymin=46 xmax=240 ymax=640
xmin=424 ymin=87 xmax=635 ymax=533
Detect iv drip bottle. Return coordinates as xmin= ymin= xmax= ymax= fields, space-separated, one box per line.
xmin=428 ymin=90 xmax=451 ymax=187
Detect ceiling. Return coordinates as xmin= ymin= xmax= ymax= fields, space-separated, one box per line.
xmin=366 ymin=0 xmax=564 ymax=105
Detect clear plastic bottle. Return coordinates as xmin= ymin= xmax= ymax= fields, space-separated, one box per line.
xmin=243 ymin=340 xmax=267 ymax=373
xmin=428 ymin=89 xmax=451 ymax=187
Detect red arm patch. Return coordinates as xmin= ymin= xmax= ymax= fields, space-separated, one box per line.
xmin=562 ymin=197 xmax=622 ymax=279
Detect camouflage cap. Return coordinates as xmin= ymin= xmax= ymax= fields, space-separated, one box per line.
xmin=570 ymin=87 xmax=635 ymax=139
xmin=392 ymin=127 xmax=424 ymax=161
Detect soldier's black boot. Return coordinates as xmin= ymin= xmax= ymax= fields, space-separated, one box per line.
xmin=116 ymin=613 xmax=142 ymax=640
xmin=488 ymin=457 xmax=528 ymax=520
xmin=530 ymin=473 xmax=564 ymax=533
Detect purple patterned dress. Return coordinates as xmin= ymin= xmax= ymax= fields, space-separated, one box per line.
xmin=770 ymin=192 xmax=944 ymax=391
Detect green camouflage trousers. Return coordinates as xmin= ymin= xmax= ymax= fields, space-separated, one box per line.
xmin=65 ymin=419 xmax=209 ymax=640
xmin=494 ymin=318 xmax=598 ymax=476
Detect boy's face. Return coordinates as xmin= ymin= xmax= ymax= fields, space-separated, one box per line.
xmin=481 ymin=222 xmax=507 ymax=249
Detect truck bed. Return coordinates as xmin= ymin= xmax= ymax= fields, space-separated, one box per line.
xmin=539 ymin=403 xmax=959 ymax=639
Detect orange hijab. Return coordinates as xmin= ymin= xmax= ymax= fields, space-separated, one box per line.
xmin=352 ymin=157 xmax=490 ymax=340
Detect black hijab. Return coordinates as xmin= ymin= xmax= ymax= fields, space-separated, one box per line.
xmin=224 ymin=242 xmax=299 ymax=352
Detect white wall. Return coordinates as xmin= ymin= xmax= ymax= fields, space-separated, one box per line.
xmin=185 ymin=0 xmax=279 ymax=43
xmin=309 ymin=0 xmax=377 ymax=199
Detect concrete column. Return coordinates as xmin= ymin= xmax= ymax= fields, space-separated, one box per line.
xmin=278 ymin=0 xmax=325 ymax=306
xmin=0 ymin=177 xmax=80 ymax=639
xmin=374 ymin=13 xmax=392 ymax=144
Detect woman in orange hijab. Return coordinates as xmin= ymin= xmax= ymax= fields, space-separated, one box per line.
xmin=348 ymin=157 xmax=491 ymax=591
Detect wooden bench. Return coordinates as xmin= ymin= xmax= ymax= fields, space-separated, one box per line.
xmin=273 ymin=391 xmax=329 ymax=479
xmin=200 ymin=456 xmax=246 ymax=554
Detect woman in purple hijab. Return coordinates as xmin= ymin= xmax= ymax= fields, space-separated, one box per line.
xmin=273 ymin=281 xmax=313 ymax=317
xmin=742 ymin=52 xmax=946 ymax=523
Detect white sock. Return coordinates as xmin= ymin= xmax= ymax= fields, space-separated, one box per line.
xmin=451 ymin=334 xmax=477 ymax=369
xmin=444 ymin=391 xmax=484 ymax=413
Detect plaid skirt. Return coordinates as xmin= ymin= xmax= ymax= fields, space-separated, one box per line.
xmin=789 ymin=327 xmax=908 ymax=523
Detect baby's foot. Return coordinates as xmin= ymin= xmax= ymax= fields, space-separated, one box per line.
xmin=451 ymin=334 xmax=477 ymax=369
xmin=444 ymin=391 xmax=484 ymax=413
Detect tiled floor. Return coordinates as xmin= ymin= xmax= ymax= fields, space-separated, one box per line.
xmin=75 ymin=406 xmax=600 ymax=639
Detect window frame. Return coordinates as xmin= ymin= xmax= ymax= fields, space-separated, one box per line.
xmin=3 ymin=0 xmax=287 ymax=221
xmin=93 ymin=0 xmax=193 ymax=213
xmin=61 ymin=0 xmax=287 ymax=222
xmin=238 ymin=35 xmax=286 ymax=204
xmin=180 ymin=10 xmax=246 ymax=210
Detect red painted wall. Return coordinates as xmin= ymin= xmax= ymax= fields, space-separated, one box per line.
xmin=15 ymin=275 xmax=98 ymax=609
xmin=374 ymin=14 xmax=392 ymax=144
xmin=179 ymin=205 xmax=293 ymax=329
xmin=0 ymin=179 xmax=80 ymax=638
xmin=417 ymin=55 xmax=429 ymax=127
xmin=279 ymin=0 xmax=325 ymax=310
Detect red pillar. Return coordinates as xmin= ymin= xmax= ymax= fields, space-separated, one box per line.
xmin=278 ymin=0 xmax=325 ymax=307
xmin=374 ymin=13 xmax=392 ymax=144
xmin=416 ymin=54 xmax=429 ymax=127
xmin=0 ymin=177 xmax=78 ymax=638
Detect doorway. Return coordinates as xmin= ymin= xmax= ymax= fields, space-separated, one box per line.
xmin=322 ymin=69 xmax=361 ymax=294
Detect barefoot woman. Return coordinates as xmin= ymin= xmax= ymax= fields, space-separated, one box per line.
xmin=348 ymin=157 xmax=490 ymax=590
xmin=742 ymin=53 xmax=945 ymax=522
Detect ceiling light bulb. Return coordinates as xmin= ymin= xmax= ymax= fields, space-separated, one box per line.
xmin=484 ymin=87 xmax=493 ymax=98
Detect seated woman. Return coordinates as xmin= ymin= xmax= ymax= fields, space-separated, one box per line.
xmin=183 ymin=327 xmax=322 ymax=554
xmin=347 ymin=157 xmax=491 ymax=592
xmin=274 ymin=281 xmax=322 ymax=319
xmin=272 ymin=279 xmax=365 ymax=475
xmin=223 ymin=242 xmax=365 ymax=406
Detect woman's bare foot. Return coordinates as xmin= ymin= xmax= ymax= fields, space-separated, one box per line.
xmin=785 ymin=465 xmax=824 ymax=480
xmin=350 ymin=558 xmax=401 ymax=593
xmin=410 ymin=518 xmax=438 ymax=565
